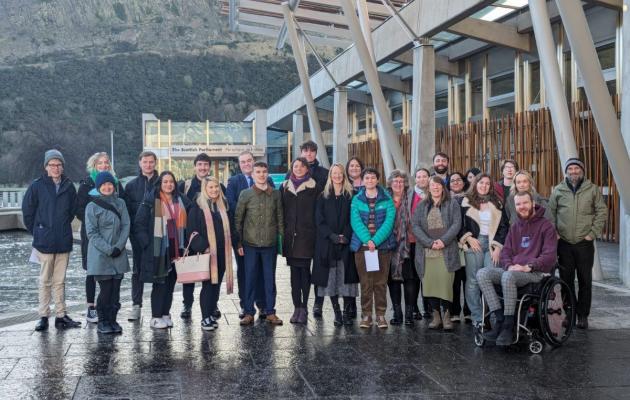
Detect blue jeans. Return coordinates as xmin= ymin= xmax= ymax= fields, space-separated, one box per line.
xmin=235 ymin=248 xmax=267 ymax=311
xmin=464 ymin=235 xmax=494 ymax=324
xmin=243 ymin=245 xmax=277 ymax=316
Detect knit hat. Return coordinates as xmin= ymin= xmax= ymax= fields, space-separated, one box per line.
xmin=44 ymin=149 xmax=65 ymax=167
xmin=564 ymin=157 xmax=585 ymax=173
xmin=95 ymin=171 xmax=116 ymax=193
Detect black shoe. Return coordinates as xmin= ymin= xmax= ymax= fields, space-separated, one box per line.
xmin=332 ymin=303 xmax=343 ymax=327
xmin=483 ymin=309 xmax=504 ymax=341
xmin=496 ymin=316 xmax=515 ymax=346
xmin=97 ymin=321 xmax=115 ymax=334
xmin=180 ymin=305 xmax=192 ymax=319
xmin=35 ymin=317 xmax=49 ymax=331
xmin=312 ymin=303 xmax=323 ymax=319
xmin=258 ymin=311 xmax=267 ymax=320
xmin=390 ymin=304 xmax=403 ymax=325
xmin=576 ymin=316 xmax=588 ymax=329
xmin=55 ymin=315 xmax=81 ymax=329
xmin=404 ymin=305 xmax=414 ymax=326
xmin=110 ymin=308 xmax=122 ymax=334
xmin=212 ymin=309 xmax=221 ymax=319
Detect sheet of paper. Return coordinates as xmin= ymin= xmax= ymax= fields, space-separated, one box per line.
xmin=364 ymin=250 xmax=379 ymax=272
xmin=29 ymin=248 xmax=40 ymax=264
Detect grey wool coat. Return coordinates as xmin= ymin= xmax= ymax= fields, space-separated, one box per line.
xmin=411 ymin=198 xmax=462 ymax=278
xmin=84 ymin=195 xmax=131 ymax=276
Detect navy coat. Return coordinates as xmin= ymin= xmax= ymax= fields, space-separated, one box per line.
xmin=22 ymin=174 xmax=77 ymax=254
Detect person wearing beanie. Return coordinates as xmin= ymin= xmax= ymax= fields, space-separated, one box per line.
xmin=549 ymin=157 xmax=607 ymax=329
xmin=75 ymin=152 xmax=126 ymax=324
xmin=22 ymin=149 xmax=80 ymax=331
xmin=84 ymin=171 xmax=131 ymax=334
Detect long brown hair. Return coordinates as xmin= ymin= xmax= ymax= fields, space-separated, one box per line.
xmin=427 ymin=176 xmax=450 ymax=207
xmin=465 ymin=173 xmax=502 ymax=209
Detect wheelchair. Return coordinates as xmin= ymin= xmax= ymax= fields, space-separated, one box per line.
xmin=474 ymin=270 xmax=576 ymax=354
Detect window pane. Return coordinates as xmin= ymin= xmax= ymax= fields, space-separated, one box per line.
xmin=435 ymin=92 xmax=448 ymax=110
xmin=458 ymin=85 xmax=466 ymax=123
xmin=489 ymin=102 xmax=514 ymax=119
xmin=530 ymin=62 xmax=541 ymax=104
xmin=597 ymin=43 xmax=615 ymax=70
xmin=471 ymin=79 xmax=483 ymax=117
xmin=267 ymin=147 xmax=288 ymax=174
xmin=490 ymin=73 xmax=514 ymax=97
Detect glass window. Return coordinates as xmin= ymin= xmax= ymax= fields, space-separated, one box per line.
xmin=435 ymin=92 xmax=448 ymax=111
xmin=530 ymin=62 xmax=541 ymax=105
xmin=267 ymin=147 xmax=288 ymax=174
xmin=490 ymin=73 xmax=514 ymax=97
xmin=435 ymin=115 xmax=448 ymax=130
xmin=268 ymin=129 xmax=288 ymax=147
xmin=471 ymin=79 xmax=483 ymax=117
xmin=391 ymin=105 xmax=403 ymax=122
xmin=489 ymin=102 xmax=514 ymax=119
xmin=597 ymin=43 xmax=615 ymax=70
xmin=458 ymin=85 xmax=466 ymax=123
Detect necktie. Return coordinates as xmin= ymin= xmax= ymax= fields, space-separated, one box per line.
xmin=247 ymin=175 xmax=253 ymax=187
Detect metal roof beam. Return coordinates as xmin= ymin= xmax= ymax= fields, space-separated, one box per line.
xmin=239 ymin=12 xmax=354 ymax=40
xmin=446 ymin=17 xmax=531 ymax=52
xmin=357 ymin=71 xmax=412 ymax=93
xmin=393 ymin=51 xmax=460 ymax=76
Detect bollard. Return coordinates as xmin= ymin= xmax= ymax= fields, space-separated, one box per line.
xmin=592 ymin=242 xmax=604 ymax=281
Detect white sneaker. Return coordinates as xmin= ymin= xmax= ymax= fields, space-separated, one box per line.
xmin=201 ymin=317 xmax=215 ymax=331
xmin=128 ymin=305 xmax=141 ymax=321
xmin=150 ymin=317 xmax=168 ymax=329
xmin=162 ymin=315 xmax=173 ymax=328
xmin=86 ymin=307 xmax=98 ymax=323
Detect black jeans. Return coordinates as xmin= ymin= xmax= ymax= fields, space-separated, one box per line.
xmin=86 ymin=275 xmax=96 ymax=304
xmin=96 ymin=277 xmax=122 ymax=321
xmin=451 ymin=266 xmax=470 ymax=316
xmin=429 ymin=297 xmax=452 ymax=314
xmin=558 ymin=239 xmax=594 ymax=317
xmin=130 ymin=238 xmax=144 ymax=307
xmin=200 ymin=263 xmax=226 ymax=319
xmin=151 ymin=267 xmax=177 ymax=318
xmin=290 ymin=265 xmax=311 ymax=308
xmin=183 ymin=283 xmax=195 ymax=308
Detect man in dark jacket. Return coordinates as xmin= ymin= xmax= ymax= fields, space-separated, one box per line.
xmin=286 ymin=140 xmax=329 ymax=316
xmin=22 ymin=149 xmax=81 ymax=331
xmin=226 ymin=150 xmax=274 ymax=318
xmin=477 ymin=191 xmax=557 ymax=346
xmin=124 ymin=151 xmax=159 ymax=321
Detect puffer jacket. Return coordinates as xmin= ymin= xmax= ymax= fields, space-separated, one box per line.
xmin=234 ymin=185 xmax=284 ymax=248
xmin=281 ymin=178 xmax=318 ymax=259
xmin=84 ymin=194 xmax=131 ymax=276
xmin=548 ymin=178 xmax=607 ymax=244
xmin=350 ymin=186 xmax=396 ymax=252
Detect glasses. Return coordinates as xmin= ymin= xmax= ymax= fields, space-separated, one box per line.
xmin=47 ymin=163 xmax=63 ymax=169
xmin=450 ymin=178 xmax=463 ymax=183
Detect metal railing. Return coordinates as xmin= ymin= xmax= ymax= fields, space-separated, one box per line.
xmin=0 ymin=188 xmax=26 ymax=209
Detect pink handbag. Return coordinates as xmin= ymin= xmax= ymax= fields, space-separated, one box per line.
xmin=174 ymin=232 xmax=211 ymax=284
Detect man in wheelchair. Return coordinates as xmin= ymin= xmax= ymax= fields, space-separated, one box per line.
xmin=477 ymin=191 xmax=557 ymax=346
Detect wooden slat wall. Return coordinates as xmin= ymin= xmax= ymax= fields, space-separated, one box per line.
xmin=349 ymin=101 xmax=620 ymax=242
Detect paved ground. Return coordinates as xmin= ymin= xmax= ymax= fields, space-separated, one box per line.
xmin=1 ymin=233 xmax=630 ymax=399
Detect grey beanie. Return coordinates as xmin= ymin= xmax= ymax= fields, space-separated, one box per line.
xmin=44 ymin=149 xmax=65 ymax=168
xmin=564 ymin=157 xmax=585 ymax=174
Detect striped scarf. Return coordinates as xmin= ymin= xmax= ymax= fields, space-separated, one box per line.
xmin=202 ymin=200 xmax=234 ymax=294
xmin=153 ymin=193 xmax=187 ymax=282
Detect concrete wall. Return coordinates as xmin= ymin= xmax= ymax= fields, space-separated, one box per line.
xmin=620 ymin=1 xmax=630 ymax=287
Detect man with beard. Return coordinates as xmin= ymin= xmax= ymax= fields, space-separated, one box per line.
xmin=549 ymin=158 xmax=607 ymax=329
xmin=432 ymin=152 xmax=450 ymax=186
xmin=477 ymin=191 xmax=557 ymax=346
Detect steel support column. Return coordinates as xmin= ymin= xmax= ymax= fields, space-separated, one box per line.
xmin=282 ymin=3 xmax=330 ymax=168
xmin=619 ymin=0 xmax=630 ymax=286
xmin=333 ymin=87 xmax=349 ymax=165
xmin=410 ymin=40 xmax=436 ymax=172
xmin=292 ymin=111 xmax=305 ymax=161
xmin=339 ymin=0 xmax=407 ymax=176
xmin=254 ymin=110 xmax=268 ymax=163
xmin=529 ymin=0 xmax=578 ymax=165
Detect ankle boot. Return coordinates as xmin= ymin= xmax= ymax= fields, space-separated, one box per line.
xmin=483 ymin=309 xmax=504 ymax=341
xmin=404 ymin=305 xmax=414 ymax=326
xmin=390 ymin=304 xmax=403 ymax=325
xmin=428 ymin=309 xmax=442 ymax=329
xmin=342 ymin=303 xmax=353 ymax=325
xmin=97 ymin=308 xmax=114 ymax=334
xmin=442 ymin=309 xmax=453 ymax=331
xmin=349 ymin=301 xmax=357 ymax=319
xmin=496 ymin=315 xmax=515 ymax=346
xmin=110 ymin=306 xmax=122 ymax=334
xmin=332 ymin=303 xmax=343 ymax=327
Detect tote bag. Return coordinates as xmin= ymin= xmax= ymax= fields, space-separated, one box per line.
xmin=174 ymin=232 xmax=211 ymax=284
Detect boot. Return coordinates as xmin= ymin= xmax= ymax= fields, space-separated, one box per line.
xmin=496 ymin=315 xmax=515 ymax=346
xmin=483 ymin=309 xmax=504 ymax=341
xmin=97 ymin=308 xmax=114 ymax=334
xmin=110 ymin=306 xmax=122 ymax=334
xmin=390 ymin=304 xmax=403 ymax=325
xmin=404 ymin=305 xmax=414 ymax=326
xmin=342 ymin=303 xmax=353 ymax=326
xmin=312 ymin=303 xmax=323 ymax=319
xmin=442 ymin=309 xmax=453 ymax=331
xmin=349 ymin=301 xmax=357 ymax=319
xmin=290 ymin=308 xmax=300 ymax=324
xmin=332 ymin=303 xmax=343 ymax=327
xmin=428 ymin=310 xmax=442 ymax=330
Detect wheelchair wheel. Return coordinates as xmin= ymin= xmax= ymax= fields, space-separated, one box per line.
xmin=529 ymin=340 xmax=543 ymax=354
xmin=538 ymin=277 xmax=575 ymax=347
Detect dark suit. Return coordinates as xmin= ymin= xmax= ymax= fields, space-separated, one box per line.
xmin=226 ymin=173 xmax=275 ymax=310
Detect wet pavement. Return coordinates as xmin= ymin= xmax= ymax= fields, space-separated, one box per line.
xmin=1 ymin=231 xmax=630 ymax=399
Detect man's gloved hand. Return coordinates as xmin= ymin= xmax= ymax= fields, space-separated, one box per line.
xmin=110 ymin=247 xmax=122 ymax=258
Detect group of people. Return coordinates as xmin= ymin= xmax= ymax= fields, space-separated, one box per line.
xmin=22 ymin=144 xmax=607 ymax=344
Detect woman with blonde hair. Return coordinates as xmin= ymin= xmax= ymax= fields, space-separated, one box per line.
xmin=312 ymin=163 xmax=358 ymax=326
xmin=186 ymin=176 xmax=235 ymax=331
xmin=76 ymin=152 xmax=126 ymax=324
xmin=505 ymin=170 xmax=552 ymax=225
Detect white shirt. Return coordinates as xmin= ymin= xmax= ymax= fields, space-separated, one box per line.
xmin=479 ymin=209 xmax=491 ymax=235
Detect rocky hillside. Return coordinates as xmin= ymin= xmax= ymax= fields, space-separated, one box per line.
xmin=0 ymin=0 xmax=326 ymax=183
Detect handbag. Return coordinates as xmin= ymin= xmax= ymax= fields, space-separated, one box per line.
xmin=174 ymin=232 xmax=211 ymax=284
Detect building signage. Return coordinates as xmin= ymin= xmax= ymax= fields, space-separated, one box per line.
xmin=169 ymin=145 xmax=266 ymax=158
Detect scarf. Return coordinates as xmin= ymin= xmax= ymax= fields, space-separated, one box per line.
xmin=290 ymin=172 xmax=311 ymax=189
xmin=153 ymin=193 xmax=187 ymax=282
xmin=414 ymin=186 xmax=426 ymax=197
xmin=202 ymin=200 xmax=234 ymax=294
xmin=390 ymin=192 xmax=410 ymax=281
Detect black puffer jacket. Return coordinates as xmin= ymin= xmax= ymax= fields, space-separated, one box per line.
xmin=281 ymin=178 xmax=318 ymax=262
